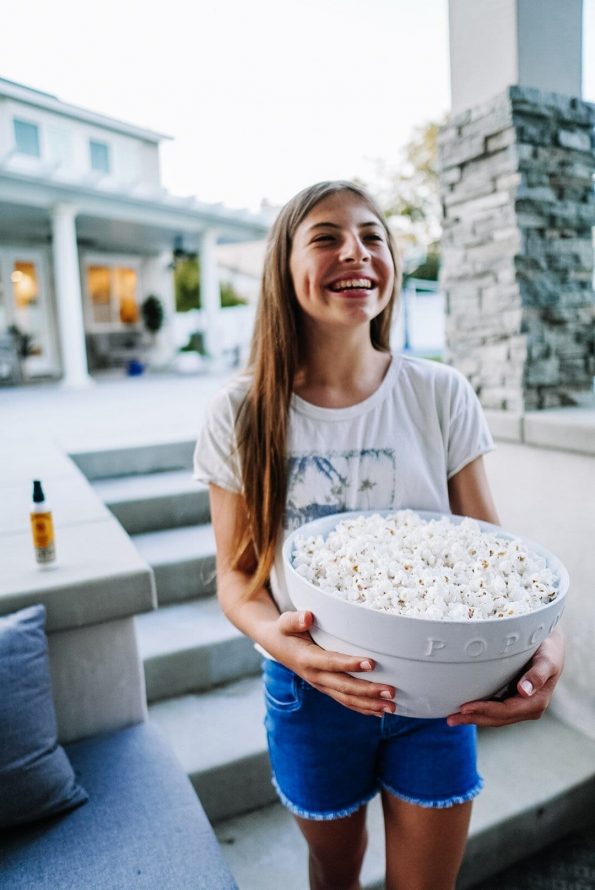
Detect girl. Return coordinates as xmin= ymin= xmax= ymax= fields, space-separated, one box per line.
xmin=194 ymin=181 xmax=564 ymax=890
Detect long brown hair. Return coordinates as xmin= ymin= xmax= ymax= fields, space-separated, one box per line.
xmin=233 ymin=181 xmax=401 ymax=594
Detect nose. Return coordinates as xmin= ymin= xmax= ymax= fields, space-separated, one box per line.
xmin=340 ymin=233 xmax=371 ymax=263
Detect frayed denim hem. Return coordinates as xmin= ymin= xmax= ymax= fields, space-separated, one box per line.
xmin=270 ymin=775 xmax=378 ymax=821
xmin=380 ymin=775 xmax=484 ymax=809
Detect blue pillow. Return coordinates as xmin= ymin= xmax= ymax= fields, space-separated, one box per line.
xmin=0 ymin=604 xmax=88 ymax=828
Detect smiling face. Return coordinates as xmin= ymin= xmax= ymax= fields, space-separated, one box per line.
xmin=289 ymin=190 xmax=396 ymax=333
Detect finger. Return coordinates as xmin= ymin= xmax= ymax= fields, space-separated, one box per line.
xmin=307 ymin=649 xmax=379 ymax=676
xmin=307 ymin=668 xmax=396 ymax=702
xmin=310 ymin=682 xmax=396 ymax=717
xmin=309 ymin=673 xmax=397 ymax=709
xmin=447 ymin=692 xmax=548 ymax=727
xmin=517 ymin=658 xmax=558 ymax=698
xmin=277 ymin=612 xmax=376 ymax=672
xmin=290 ymin=637 xmax=382 ymax=679
xmin=277 ymin=612 xmax=396 ymax=698
xmin=277 ymin=610 xmax=314 ymax=635
xmin=277 ymin=611 xmax=376 ymax=677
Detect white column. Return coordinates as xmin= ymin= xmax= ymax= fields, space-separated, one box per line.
xmin=198 ymin=229 xmax=221 ymax=360
xmin=51 ymin=203 xmax=92 ymax=388
xmin=448 ymin=0 xmax=583 ymax=114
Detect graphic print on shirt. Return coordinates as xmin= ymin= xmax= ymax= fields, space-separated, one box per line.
xmin=284 ymin=449 xmax=397 ymax=530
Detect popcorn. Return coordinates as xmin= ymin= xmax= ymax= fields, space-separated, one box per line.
xmin=291 ymin=510 xmax=559 ymax=621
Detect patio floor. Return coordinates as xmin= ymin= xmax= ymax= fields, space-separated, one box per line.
xmin=1 ymin=368 xmax=235 ymax=454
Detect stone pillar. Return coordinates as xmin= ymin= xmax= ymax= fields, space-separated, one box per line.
xmin=198 ymin=229 xmax=221 ymax=360
xmin=51 ymin=203 xmax=93 ymax=388
xmin=439 ymin=86 xmax=595 ymax=411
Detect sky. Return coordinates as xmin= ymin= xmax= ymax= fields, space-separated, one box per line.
xmin=2 ymin=0 xmax=595 ymax=212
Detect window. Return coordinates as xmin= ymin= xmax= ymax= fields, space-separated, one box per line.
xmin=90 ymin=140 xmax=110 ymax=173
xmin=114 ymin=267 xmax=139 ymax=323
xmin=14 ymin=119 xmax=40 ymax=157
xmin=11 ymin=261 xmax=43 ymax=356
xmin=88 ymin=266 xmax=113 ymax=324
xmin=87 ymin=264 xmax=139 ymax=327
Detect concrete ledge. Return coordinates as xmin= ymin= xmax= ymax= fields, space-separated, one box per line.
xmin=0 ymin=519 xmax=156 ymax=631
xmin=488 ymin=403 xmax=595 ymax=456
xmin=484 ymin=410 xmax=524 ymax=442
xmin=0 ymin=436 xmax=156 ymax=632
xmin=49 ymin=617 xmax=147 ymax=743
xmin=524 ymin=405 xmax=595 ymax=456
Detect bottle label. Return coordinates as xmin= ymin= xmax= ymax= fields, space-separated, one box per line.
xmin=31 ymin=512 xmax=56 ymax=562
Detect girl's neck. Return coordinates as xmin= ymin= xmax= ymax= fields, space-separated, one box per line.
xmin=294 ymin=327 xmax=392 ymax=408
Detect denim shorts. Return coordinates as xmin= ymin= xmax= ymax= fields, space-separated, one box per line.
xmin=263 ymin=659 xmax=483 ymax=821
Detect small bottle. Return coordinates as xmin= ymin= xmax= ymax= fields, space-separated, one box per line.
xmin=30 ymin=480 xmax=56 ymax=565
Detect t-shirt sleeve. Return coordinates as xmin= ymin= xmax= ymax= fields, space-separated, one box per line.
xmin=446 ymin=372 xmax=495 ymax=480
xmin=193 ymin=387 xmax=243 ymax=493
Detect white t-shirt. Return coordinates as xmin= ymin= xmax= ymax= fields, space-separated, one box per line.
xmin=193 ymin=354 xmax=495 ymax=613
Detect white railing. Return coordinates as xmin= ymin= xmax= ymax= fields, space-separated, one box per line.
xmin=175 ymin=280 xmax=445 ymax=366
xmin=391 ymin=278 xmax=445 ymax=357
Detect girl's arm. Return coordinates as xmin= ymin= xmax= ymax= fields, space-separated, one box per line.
xmin=446 ymin=456 xmax=565 ymax=728
xmin=209 ymin=483 xmax=397 ymax=718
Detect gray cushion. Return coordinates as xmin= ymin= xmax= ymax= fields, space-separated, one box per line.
xmin=0 ymin=723 xmax=238 ymax=889
xmin=0 ymin=604 xmax=88 ymax=828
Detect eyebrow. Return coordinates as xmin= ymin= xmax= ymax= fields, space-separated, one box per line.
xmin=307 ymin=220 xmax=383 ymax=232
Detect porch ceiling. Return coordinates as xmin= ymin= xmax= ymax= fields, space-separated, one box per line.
xmin=0 ymin=170 xmax=270 ymax=251
xmin=0 ymin=201 xmax=252 ymax=255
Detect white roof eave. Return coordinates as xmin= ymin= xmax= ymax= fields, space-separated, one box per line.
xmin=0 ymin=167 xmax=270 ymax=240
xmin=0 ymin=78 xmax=170 ymax=143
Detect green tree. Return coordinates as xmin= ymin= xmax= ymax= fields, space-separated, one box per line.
xmin=174 ymin=253 xmax=247 ymax=311
xmin=358 ymin=119 xmax=444 ymax=280
xmin=174 ymin=254 xmax=200 ymax=312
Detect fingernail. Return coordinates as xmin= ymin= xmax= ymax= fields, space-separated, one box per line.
xmin=383 ymin=706 xmax=394 ymax=714
xmin=520 ymin=680 xmax=534 ymax=696
xmin=360 ymin=660 xmax=373 ymax=671
xmin=379 ymin=690 xmax=393 ymax=700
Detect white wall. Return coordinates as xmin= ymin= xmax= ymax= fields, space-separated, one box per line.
xmin=141 ymin=251 xmax=177 ymax=367
xmin=1 ymin=97 xmax=161 ymax=189
xmin=484 ymin=442 xmax=595 ymax=740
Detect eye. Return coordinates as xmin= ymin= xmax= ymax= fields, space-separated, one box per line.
xmin=365 ymin=233 xmax=384 ymax=242
xmin=312 ymin=235 xmax=335 ymax=243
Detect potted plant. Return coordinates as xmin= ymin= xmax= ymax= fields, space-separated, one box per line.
xmin=141 ymin=295 xmax=164 ymax=338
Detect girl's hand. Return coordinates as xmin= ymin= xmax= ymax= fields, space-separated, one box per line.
xmin=447 ymin=627 xmax=565 ymax=728
xmin=267 ymin=610 xmax=397 ymax=718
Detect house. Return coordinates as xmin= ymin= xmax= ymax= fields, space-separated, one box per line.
xmin=0 ymin=77 xmax=269 ymax=386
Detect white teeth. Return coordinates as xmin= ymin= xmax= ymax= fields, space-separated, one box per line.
xmin=331 ymin=278 xmax=372 ymax=291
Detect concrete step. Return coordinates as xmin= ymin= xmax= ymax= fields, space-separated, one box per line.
xmin=132 ymin=524 xmax=216 ymax=604
xmin=211 ymin=713 xmax=595 ymax=890
xmin=148 ymin=674 xmax=274 ymax=823
xmin=136 ymin=597 xmax=262 ymax=702
xmin=70 ymin=439 xmax=195 ymax=481
xmin=92 ymin=470 xmax=210 ymax=534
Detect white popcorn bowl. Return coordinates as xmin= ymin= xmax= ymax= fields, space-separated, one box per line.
xmin=282 ymin=510 xmax=569 ymax=719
